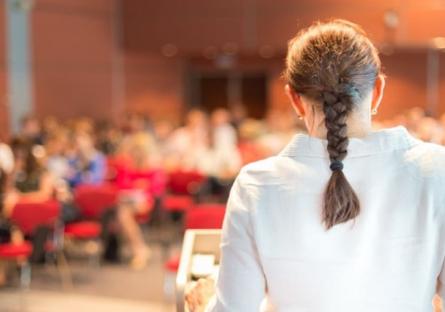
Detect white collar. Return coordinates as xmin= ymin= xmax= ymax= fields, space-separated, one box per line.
xmin=279 ymin=126 xmax=421 ymax=158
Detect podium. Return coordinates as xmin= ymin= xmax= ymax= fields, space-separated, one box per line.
xmin=176 ymin=229 xmax=221 ymax=312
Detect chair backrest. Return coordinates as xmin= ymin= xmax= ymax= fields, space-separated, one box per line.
xmin=11 ymin=200 xmax=60 ymax=235
xmin=105 ymin=157 xmax=120 ymax=182
xmin=127 ymin=169 xmax=167 ymax=197
xmin=184 ymin=204 xmax=226 ymax=230
xmin=168 ymin=170 xmax=207 ymax=195
xmin=74 ymin=184 xmax=118 ymax=219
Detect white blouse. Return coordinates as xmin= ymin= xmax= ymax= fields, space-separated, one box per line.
xmin=206 ymin=126 xmax=445 ymax=312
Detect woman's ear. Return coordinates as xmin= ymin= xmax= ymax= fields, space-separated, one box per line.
xmin=371 ymin=74 xmax=385 ymax=113
xmin=285 ymin=84 xmax=305 ymax=118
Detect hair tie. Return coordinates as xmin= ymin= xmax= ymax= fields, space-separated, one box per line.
xmin=330 ymin=160 xmax=344 ymax=171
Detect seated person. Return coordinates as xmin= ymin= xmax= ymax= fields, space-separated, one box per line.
xmin=11 ymin=139 xmax=78 ymax=262
xmin=66 ymin=131 xmax=106 ymax=188
xmin=114 ymin=132 xmax=164 ymax=269
xmin=195 ymin=131 xmax=242 ymax=202
xmin=0 ymin=169 xmax=23 ymax=286
xmin=11 ymin=139 xmax=54 ymax=203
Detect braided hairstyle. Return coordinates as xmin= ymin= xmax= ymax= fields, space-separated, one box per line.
xmin=284 ymin=20 xmax=381 ymax=229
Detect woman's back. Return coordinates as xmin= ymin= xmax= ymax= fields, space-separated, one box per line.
xmin=209 ymin=127 xmax=445 ymax=311
xmin=199 ymin=20 xmax=445 ymax=312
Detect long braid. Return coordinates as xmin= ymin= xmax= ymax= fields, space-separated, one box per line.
xmin=322 ymin=91 xmax=350 ymax=163
xmin=321 ymin=91 xmax=360 ymax=228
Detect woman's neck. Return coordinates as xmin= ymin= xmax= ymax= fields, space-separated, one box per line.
xmin=307 ymin=113 xmax=373 ymax=139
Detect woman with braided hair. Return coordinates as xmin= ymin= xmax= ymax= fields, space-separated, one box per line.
xmin=186 ymin=20 xmax=445 ymax=312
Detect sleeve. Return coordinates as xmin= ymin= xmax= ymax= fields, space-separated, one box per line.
xmin=206 ymin=175 xmax=266 ymax=312
xmin=436 ymin=192 xmax=445 ymax=302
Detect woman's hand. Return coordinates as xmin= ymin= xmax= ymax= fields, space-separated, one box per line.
xmin=433 ymin=295 xmax=442 ymax=312
xmin=185 ymin=277 xmax=215 ymax=312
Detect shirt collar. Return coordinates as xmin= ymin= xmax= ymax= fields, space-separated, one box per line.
xmin=279 ymin=126 xmax=421 ymax=158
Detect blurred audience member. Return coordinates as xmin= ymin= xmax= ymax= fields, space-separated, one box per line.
xmin=41 ymin=116 xmax=60 ymax=142
xmin=196 ymin=111 xmax=242 ymax=201
xmin=96 ymin=120 xmax=122 ymax=156
xmin=72 ymin=117 xmax=95 ymax=136
xmin=405 ymin=106 xmax=425 ymax=134
xmin=211 ymin=108 xmax=238 ymax=149
xmin=45 ymin=132 xmax=80 ymax=222
xmin=123 ymin=112 xmax=150 ymax=135
xmin=153 ymin=120 xmax=175 ymax=158
xmin=10 ymin=139 xmax=55 ymax=263
xmin=0 ymin=140 xmax=14 ymax=175
xmin=45 ymin=132 xmax=70 ymax=181
xmin=238 ymin=119 xmax=267 ymax=165
xmin=18 ymin=115 xmax=44 ymax=145
xmin=66 ymin=132 xmax=106 ymax=188
xmin=11 ymin=140 xmax=53 ymax=203
xmin=114 ymin=133 xmax=161 ymax=269
xmin=0 ymin=169 xmax=23 ymax=286
xmin=258 ymin=109 xmax=298 ymax=156
xmin=416 ymin=117 xmax=443 ymax=143
xmin=166 ymin=109 xmax=208 ymax=170
xmin=230 ymin=103 xmax=248 ymax=131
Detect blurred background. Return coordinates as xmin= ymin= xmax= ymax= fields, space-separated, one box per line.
xmin=0 ymin=0 xmax=444 ymax=311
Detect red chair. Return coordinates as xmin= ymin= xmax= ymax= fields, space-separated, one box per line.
xmin=1 ymin=200 xmax=61 ymax=288
xmin=65 ymin=184 xmax=118 ymax=240
xmin=74 ymin=184 xmax=118 ymax=219
xmin=184 ymin=204 xmax=226 ymax=230
xmin=0 ymin=242 xmax=33 ymax=259
xmin=0 ymin=242 xmax=33 ymax=288
xmin=105 ymin=157 xmax=121 ymax=183
xmin=64 ymin=221 xmax=101 ymax=239
xmin=168 ymin=170 xmax=207 ymax=195
xmin=113 ymin=165 xmax=166 ymax=224
xmin=163 ymin=170 xmax=207 ymax=212
xmin=11 ymin=200 xmax=60 ymax=236
xmin=165 ymin=204 xmax=226 ymax=273
xmin=163 ymin=195 xmax=194 ymax=213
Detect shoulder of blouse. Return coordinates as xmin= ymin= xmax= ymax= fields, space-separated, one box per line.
xmin=403 ymin=140 xmax=445 ymax=180
xmin=235 ymin=156 xmax=296 ymax=187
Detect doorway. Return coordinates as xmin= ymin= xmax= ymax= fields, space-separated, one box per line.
xmin=189 ymin=71 xmax=268 ymax=119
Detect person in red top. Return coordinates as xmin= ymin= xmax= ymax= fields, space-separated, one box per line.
xmin=114 ymin=132 xmax=165 ymax=269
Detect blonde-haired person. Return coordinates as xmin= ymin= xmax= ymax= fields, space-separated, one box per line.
xmin=187 ymin=20 xmax=445 ymax=311
xmin=165 ymin=109 xmax=209 ymax=171
xmin=115 ymin=132 xmax=163 ymax=269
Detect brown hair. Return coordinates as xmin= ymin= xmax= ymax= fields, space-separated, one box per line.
xmin=284 ymin=20 xmax=381 ymax=229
